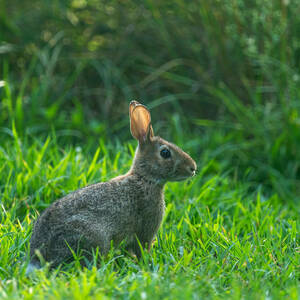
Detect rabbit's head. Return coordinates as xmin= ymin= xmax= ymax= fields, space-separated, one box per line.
xmin=129 ymin=101 xmax=197 ymax=184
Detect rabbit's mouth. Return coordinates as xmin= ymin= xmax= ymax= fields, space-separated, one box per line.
xmin=171 ymin=165 xmax=197 ymax=181
xmin=170 ymin=173 xmax=195 ymax=182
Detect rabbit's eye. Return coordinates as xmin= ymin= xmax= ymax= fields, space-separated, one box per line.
xmin=160 ymin=148 xmax=171 ymax=159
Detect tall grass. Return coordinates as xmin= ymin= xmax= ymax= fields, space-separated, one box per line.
xmin=2 ymin=0 xmax=300 ymax=120
xmin=1 ymin=0 xmax=300 ymax=199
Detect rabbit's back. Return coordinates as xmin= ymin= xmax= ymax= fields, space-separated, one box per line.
xmin=29 ymin=175 xmax=164 ymax=267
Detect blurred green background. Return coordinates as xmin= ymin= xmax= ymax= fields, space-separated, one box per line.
xmin=1 ymin=0 xmax=300 ymax=201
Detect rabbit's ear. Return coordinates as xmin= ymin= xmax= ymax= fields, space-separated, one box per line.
xmin=129 ymin=101 xmax=154 ymax=143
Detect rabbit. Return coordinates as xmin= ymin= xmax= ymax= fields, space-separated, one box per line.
xmin=27 ymin=100 xmax=197 ymax=273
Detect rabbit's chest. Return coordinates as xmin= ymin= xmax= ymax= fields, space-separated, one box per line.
xmin=135 ymin=188 xmax=165 ymax=238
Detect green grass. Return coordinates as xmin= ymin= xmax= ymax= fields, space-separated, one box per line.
xmin=0 ymin=129 xmax=299 ymax=299
xmin=1 ymin=1 xmax=300 ymax=297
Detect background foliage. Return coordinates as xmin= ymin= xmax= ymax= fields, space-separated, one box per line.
xmin=1 ymin=0 xmax=300 ymax=199
xmin=0 ymin=0 xmax=299 ymax=299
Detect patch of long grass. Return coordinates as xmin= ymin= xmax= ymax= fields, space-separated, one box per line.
xmin=1 ymin=0 xmax=300 ymax=201
xmin=194 ymin=78 xmax=300 ymax=200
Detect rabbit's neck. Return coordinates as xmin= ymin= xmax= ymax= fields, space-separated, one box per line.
xmin=129 ymin=171 xmax=166 ymax=188
xmin=125 ymin=169 xmax=166 ymax=189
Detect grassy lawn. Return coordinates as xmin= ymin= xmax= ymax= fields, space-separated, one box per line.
xmin=0 ymin=128 xmax=298 ymax=299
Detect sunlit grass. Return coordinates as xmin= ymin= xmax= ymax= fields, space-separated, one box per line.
xmin=0 ymin=130 xmax=298 ymax=299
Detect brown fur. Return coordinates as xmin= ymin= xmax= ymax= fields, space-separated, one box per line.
xmin=28 ymin=101 xmax=196 ymax=270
